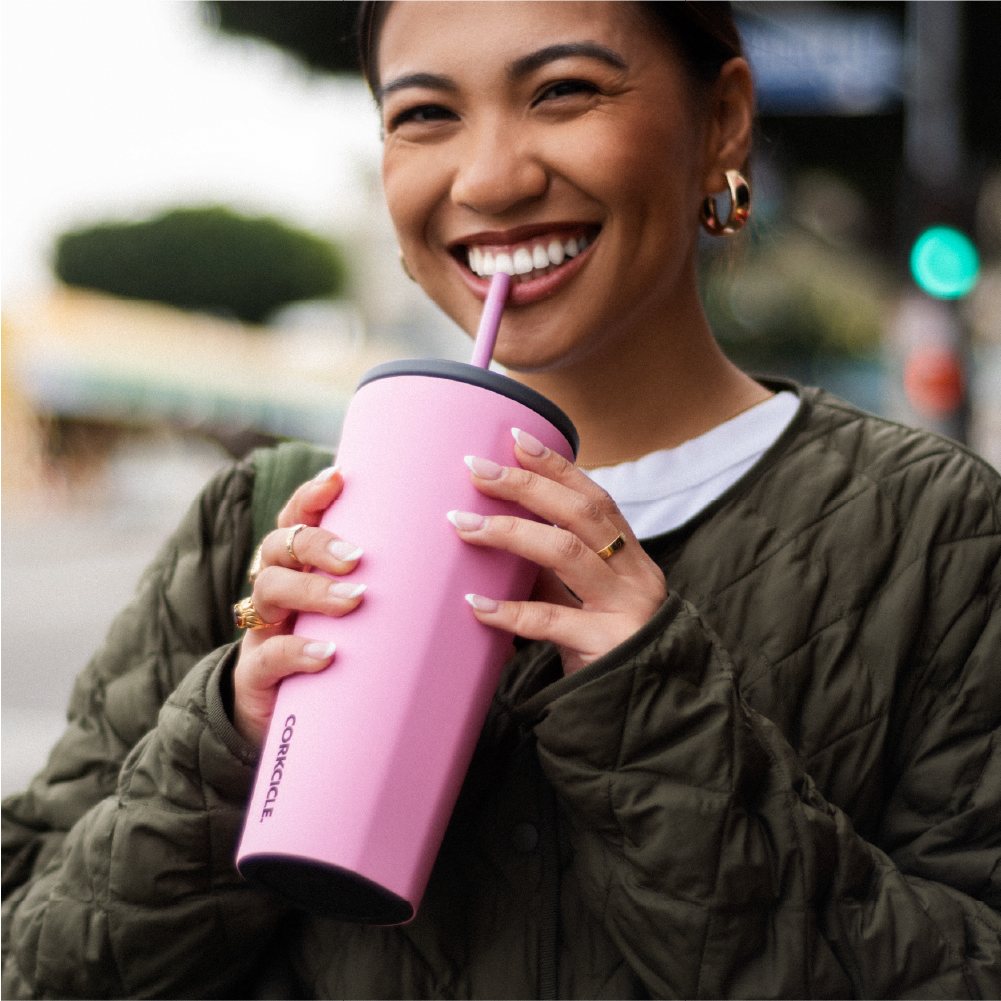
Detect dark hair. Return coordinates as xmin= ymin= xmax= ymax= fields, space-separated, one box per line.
xmin=357 ymin=1 xmax=743 ymax=95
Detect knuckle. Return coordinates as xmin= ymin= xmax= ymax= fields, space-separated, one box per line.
xmin=552 ymin=456 xmax=579 ymax=484
xmin=255 ymin=638 xmax=285 ymax=678
xmin=586 ymin=480 xmax=618 ymax=514
xmin=308 ymin=572 xmax=332 ymax=603
xmin=252 ymin=566 xmax=274 ymax=598
xmin=508 ymin=466 xmax=535 ymax=490
xmin=492 ymin=516 xmax=520 ymax=541
xmin=521 ymin=600 xmax=560 ymax=635
xmin=275 ymin=501 xmax=298 ymax=528
xmin=553 ymin=530 xmax=584 ymax=562
xmin=573 ymin=494 xmax=604 ymax=527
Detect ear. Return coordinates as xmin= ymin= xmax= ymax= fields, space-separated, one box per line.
xmin=702 ymin=58 xmax=754 ymax=195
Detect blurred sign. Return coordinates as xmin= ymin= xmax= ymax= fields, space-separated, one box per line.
xmin=910 ymin=227 xmax=980 ymax=299
xmin=885 ymin=295 xmax=966 ymax=439
xmin=903 ymin=348 xmax=965 ymax=418
xmin=739 ymin=13 xmax=903 ymax=115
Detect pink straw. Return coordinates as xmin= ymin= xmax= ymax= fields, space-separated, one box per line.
xmin=469 ymin=271 xmax=510 ymax=369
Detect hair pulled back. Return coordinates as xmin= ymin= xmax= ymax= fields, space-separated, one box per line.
xmin=357 ymin=1 xmax=743 ymax=96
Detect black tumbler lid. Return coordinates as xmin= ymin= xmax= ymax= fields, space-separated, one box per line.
xmin=357 ymin=359 xmax=579 ymax=458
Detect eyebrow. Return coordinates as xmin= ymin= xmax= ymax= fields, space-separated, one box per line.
xmin=376 ymin=42 xmax=627 ymax=104
xmin=508 ymin=42 xmax=628 ymax=79
xmin=376 ymin=72 xmax=458 ymax=103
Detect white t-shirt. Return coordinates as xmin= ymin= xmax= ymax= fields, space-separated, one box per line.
xmin=583 ymin=391 xmax=800 ymax=540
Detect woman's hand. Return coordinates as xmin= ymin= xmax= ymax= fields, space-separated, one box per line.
xmin=233 ymin=467 xmax=366 ymax=747
xmin=450 ymin=429 xmax=667 ymax=676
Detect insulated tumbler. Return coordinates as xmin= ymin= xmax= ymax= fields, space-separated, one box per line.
xmin=236 ymin=359 xmax=578 ymax=924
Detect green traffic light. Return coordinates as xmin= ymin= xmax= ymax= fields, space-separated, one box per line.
xmin=910 ymin=226 xmax=980 ymax=299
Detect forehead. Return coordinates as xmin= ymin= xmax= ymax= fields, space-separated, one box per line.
xmin=378 ymin=1 xmax=651 ymax=80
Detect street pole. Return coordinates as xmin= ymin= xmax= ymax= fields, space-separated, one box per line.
xmin=896 ymin=1 xmax=971 ymax=444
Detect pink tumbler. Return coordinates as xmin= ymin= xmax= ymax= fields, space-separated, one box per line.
xmin=236 ymin=358 xmax=578 ymax=924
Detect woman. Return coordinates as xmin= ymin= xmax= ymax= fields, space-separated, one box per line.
xmin=3 ymin=3 xmax=999 ymax=998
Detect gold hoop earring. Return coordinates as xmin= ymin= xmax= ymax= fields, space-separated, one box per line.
xmin=699 ymin=169 xmax=750 ymax=236
xmin=399 ymin=253 xmax=416 ymax=282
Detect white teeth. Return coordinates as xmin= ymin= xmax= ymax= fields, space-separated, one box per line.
xmin=512 ymin=247 xmax=534 ymax=274
xmin=494 ymin=252 xmax=515 ymax=275
xmin=466 ymin=233 xmax=592 ymax=276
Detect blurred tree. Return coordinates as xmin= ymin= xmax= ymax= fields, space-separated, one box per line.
xmin=703 ymin=233 xmax=888 ymax=364
xmin=204 ymin=1 xmax=362 ymax=74
xmin=54 ymin=207 xmax=347 ymax=325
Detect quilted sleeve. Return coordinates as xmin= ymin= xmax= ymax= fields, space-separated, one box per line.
xmin=1 ymin=462 xmax=285 ymax=998
xmin=522 ymin=592 xmax=1001 ymax=999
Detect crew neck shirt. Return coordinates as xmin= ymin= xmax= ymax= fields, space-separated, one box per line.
xmin=583 ymin=391 xmax=800 ymax=540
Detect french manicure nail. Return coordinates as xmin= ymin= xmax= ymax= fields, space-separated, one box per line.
xmin=511 ymin=428 xmax=548 ymax=457
xmin=328 ymin=540 xmax=363 ymax=561
xmin=447 ymin=510 xmax=486 ymax=531
xmin=330 ymin=582 xmax=366 ymax=599
xmin=303 ymin=641 xmax=336 ymax=660
xmin=465 ymin=593 xmax=500 ymax=613
xmin=313 ymin=465 xmax=341 ymax=482
xmin=464 ymin=455 xmax=504 ymax=479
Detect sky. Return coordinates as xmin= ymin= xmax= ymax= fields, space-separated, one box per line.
xmin=1 ymin=0 xmax=383 ymax=300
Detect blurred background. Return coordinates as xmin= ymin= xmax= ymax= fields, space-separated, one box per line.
xmin=3 ymin=1 xmax=999 ymax=794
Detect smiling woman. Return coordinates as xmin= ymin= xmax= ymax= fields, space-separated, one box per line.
xmin=3 ymin=3 xmax=1000 ymax=1000
xmin=374 ymin=1 xmax=767 ymax=461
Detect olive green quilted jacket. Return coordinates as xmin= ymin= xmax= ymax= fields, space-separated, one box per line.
xmin=3 ymin=386 xmax=1000 ymax=999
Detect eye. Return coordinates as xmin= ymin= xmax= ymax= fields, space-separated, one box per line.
xmin=533 ymin=79 xmax=599 ymax=106
xmin=387 ymin=104 xmax=458 ymax=131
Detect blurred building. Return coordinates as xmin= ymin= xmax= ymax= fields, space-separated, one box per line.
xmin=3 ymin=287 xmax=400 ymax=472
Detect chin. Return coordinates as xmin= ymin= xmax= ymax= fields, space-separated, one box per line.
xmin=493 ymin=335 xmax=600 ymax=375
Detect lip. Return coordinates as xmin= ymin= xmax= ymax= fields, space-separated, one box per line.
xmin=455 ymin=222 xmax=594 ymax=248
xmin=449 ymin=223 xmax=600 ymax=306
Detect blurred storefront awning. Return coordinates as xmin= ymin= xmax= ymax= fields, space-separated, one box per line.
xmin=4 ymin=288 xmax=403 ymax=447
xmin=738 ymin=10 xmax=904 ymax=115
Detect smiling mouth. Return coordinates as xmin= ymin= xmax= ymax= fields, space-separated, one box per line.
xmin=453 ymin=226 xmax=601 ymax=285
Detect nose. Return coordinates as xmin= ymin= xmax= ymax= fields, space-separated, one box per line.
xmin=450 ymin=117 xmax=548 ymax=217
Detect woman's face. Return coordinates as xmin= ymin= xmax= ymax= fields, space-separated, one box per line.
xmin=378 ymin=1 xmax=719 ymax=373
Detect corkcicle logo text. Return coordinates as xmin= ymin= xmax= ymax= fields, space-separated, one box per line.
xmin=260 ymin=715 xmax=295 ymax=821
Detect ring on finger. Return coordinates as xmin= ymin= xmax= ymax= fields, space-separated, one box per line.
xmin=233 ymin=596 xmax=278 ymax=630
xmin=286 ymin=523 xmax=307 ymax=566
xmin=247 ymin=541 xmax=265 ymax=585
xmin=595 ymin=532 xmax=626 ymax=560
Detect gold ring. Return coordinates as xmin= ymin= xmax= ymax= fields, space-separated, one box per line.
xmin=595 ymin=533 xmax=626 ymax=560
xmin=233 ymin=596 xmax=277 ymax=630
xmin=286 ymin=524 xmax=307 ymax=565
xmin=247 ymin=542 xmax=265 ymax=585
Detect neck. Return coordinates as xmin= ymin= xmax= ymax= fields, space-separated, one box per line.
xmin=514 ymin=269 xmax=770 ymax=469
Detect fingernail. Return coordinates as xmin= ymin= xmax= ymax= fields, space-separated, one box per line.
xmin=511 ymin=428 xmax=548 ymax=457
xmin=330 ymin=582 xmax=366 ymax=599
xmin=464 ymin=455 xmax=504 ymax=479
xmin=465 ymin=593 xmax=500 ymax=612
xmin=313 ymin=465 xmax=341 ymax=483
xmin=328 ymin=540 xmax=363 ymax=561
xmin=447 ymin=510 xmax=486 ymax=531
xmin=304 ymin=641 xmax=336 ymax=660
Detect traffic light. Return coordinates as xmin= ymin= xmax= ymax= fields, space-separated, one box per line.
xmin=909 ymin=226 xmax=980 ymax=300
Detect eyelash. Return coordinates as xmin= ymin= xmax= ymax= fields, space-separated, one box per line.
xmin=387 ymin=78 xmax=600 ymax=131
xmin=533 ymin=78 xmax=599 ymax=105
xmin=388 ymin=104 xmax=458 ymax=130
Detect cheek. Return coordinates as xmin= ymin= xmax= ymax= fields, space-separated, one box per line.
xmin=381 ymin=149 xmax=442 ymax=252
xmin=562 ymin=109 xmax=701 ymax=232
